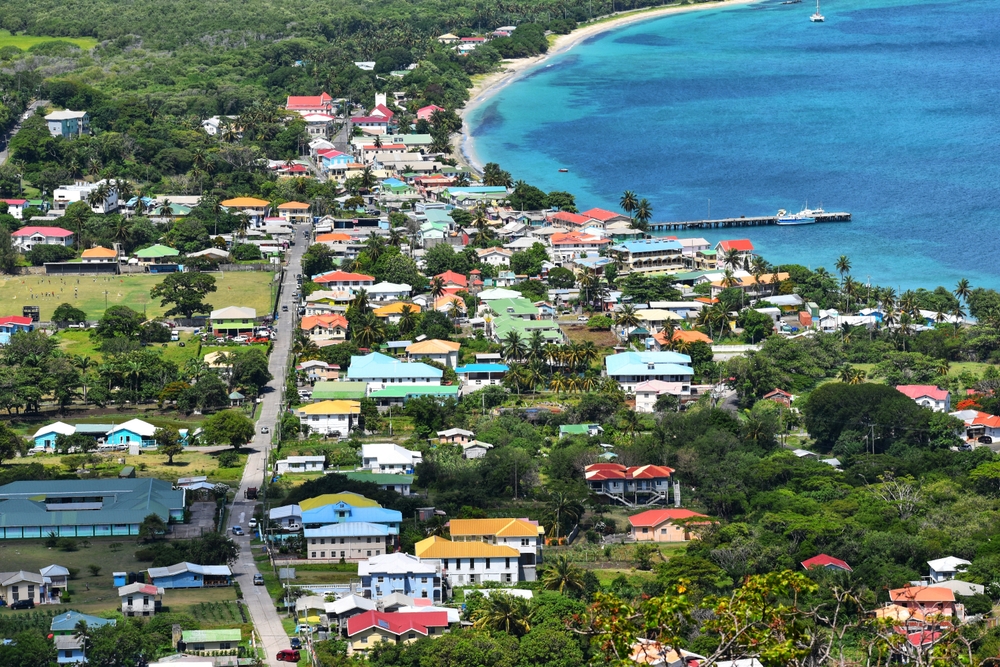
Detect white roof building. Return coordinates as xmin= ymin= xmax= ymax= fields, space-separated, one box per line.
xmin=360 ymin=443 xmax=422 ymax=474
xmin=358 ymin=552 xmax=438 ymax=578
xmin=110 ymin=419 xmax=157 ymax=437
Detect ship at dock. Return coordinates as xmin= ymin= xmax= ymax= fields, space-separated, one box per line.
xmin=776 ymin=205 xmax=826 ymax=225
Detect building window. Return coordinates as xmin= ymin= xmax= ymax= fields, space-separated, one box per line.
xmin=311 ymin=552 xmax=316 ymax=558
xmin=377 ymin=577 xmax=384 ymax=583
xmin=505 ymin=558 xmax=511 ymax=568
xmin=367 ymin=551 xmax=371 ymax=557
xmin=421 ymin=577 xmax=428 ymax=583
xmin=367 ymin=537 xmax=372 ymax=543
xmin=340 ymin=551 xmax=346 ymax=558
xmin=485 ymin=558 xmax=490 ymax=569
xmin=321 ymin=552 xmax=326 ymax=558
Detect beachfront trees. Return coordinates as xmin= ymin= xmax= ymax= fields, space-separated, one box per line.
xmin=634 ymin=198 xmax=653 ymax=231
xmin=835 ymin=254 xmax=851 ymax=277
xmin=955 ymin=277 xmax=972 ymax=304
xmin=482 ymin=162 xmax=513 ymax=188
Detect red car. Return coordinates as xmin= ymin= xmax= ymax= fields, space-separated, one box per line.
xmin=276 ymin=649 xmax=300 ymax=662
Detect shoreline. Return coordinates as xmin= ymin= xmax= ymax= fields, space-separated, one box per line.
xmin=453 ymin=0 xmax=759 ymax=172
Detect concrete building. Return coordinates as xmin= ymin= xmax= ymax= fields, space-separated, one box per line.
xmin=118 ymin=582 xmax=163 ymax=617
xmin=359 ymin=552 xmax=442 ymax=601
xmin=447 ymin=518 xmax=543 ymax=582
xmin=405 ymin=339 xmax=460 ymax=369
xmin=11 ymin=226 xmax=74 ymax=252
xmin=294 ymin=400 xmax=360 ymax=437
xmin=628 ymin=508 xmax=710 ymax=543
xmin=305 ymin=522 xmax=392 ymax=561
xmin=361 ymin=443 xmax=422 ymax=474
xmin=414 ymin=536 xmax=520 ymax=587
xmin=275 ymin=456 xmax=326 ymax=474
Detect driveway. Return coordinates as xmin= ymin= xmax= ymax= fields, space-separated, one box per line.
xmin=224 ymin=229 xmax=307 ymax=667
xmin=173 ymin=500 xmax=218 ymax=538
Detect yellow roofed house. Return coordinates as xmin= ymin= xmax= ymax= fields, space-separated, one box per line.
xmin=295 ymin=400 xmax=361 ymax=436
xmin=298 ymin=492 xmax=381 ymax=512
xmin=221 ymin=196 xmax=269 ymax=222
xmin=277 ymin=201 xmax=311 ymax=225
xmin=414 ymin=536 xmax=521 ymax=586
xmin=373 ymin=301 xmax=421 ymax=325
xmin=81 ymin=246 xmax=118 ymax=263
xmin=709 ymin=272 xmax=790 ymax=299
xmin=448 ymin=518 xmax=544 ymax=580
xmin=406 ymin=339 xmax=460 ymax=369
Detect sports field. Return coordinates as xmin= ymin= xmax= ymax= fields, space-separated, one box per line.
xmin=0 ymin=30 xmax=98 ymax=50
xmin=0 ymin=271 xmax=276 ymax=321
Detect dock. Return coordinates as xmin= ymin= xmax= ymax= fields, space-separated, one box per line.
xmin=648 ymin=211 xmax=851 ymax=232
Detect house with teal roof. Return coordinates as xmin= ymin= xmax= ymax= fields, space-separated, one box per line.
xmin=346 ymin=352 xmax=442 ymax=386
xmin=604 ymin=351 xmax=693 ymax=394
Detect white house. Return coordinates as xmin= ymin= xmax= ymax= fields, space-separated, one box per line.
xmin=11 ymin=226 xmax=74 ymax=252
xmin=361 ymin=443 xmax=422 ymax=474
xmin=927 ymin=557 xmax=970 ymax=583
xmin=295 ymin=400 xmax=360 ymax=437
xmin=415 ymin=536 xmax=521 ymax=587
xmin=118 ymin=582 xmax=163 ymax=617
xmin=895 ymin=385 xmax=951 ymax=413
xmin=276 ymin=456 xmax=326 ymax=474
xmin=1 ymin=199 xmax=27 ymax=220
xmin=368 ymin=282 xmax=412 ymax=302
xmin=461 ymin=440 xmax=493 ymax=460
xmin=476 ymin=247 xmax=513 ymax=267
xmin=53 ymin=180 xmax=119 ymax=213
xmin=447 ymin=518 xmax=543 ymax=581
xmin=634 ymin=380 xmax=677 ymax=413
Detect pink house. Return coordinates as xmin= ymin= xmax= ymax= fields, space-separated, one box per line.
xmin=12 ymin=226 xmax=74 ymax=252
xmin=2 ymin=199 xmax=27 ymax=220
xmin=417 ymin=105 xmax=446 ymax=121
xmin=286 ymin=93 xmax=335 ymax=115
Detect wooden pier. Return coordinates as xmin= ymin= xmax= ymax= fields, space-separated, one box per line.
xmin=648 ymin=211 xmax=851 ymax=232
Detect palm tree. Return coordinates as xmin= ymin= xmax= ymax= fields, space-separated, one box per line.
xmin=502 ymin=331 xmax=526 ymax=363
xmin=548 ymin=372 xmax=569 ymax=394
xmin=74 ymin=620 xmax=91 ymax=662
xmin=619 ymin=190 xmax=638 ymax=223
xmin=955 ymin=278 xmax=972 ymax=304
xmin=447 ymin=298 xmax=464 ymax=321
xmin=471 ymin=592 xmax=533 ymax=637
xmin=353 ymin=313 xmax=385 ymax=348
xmin=541 ymin=555 xmax=586 ymax=595
xmin=398 ymin=305 xmax=418 ymax=335
xmin=350 ymin=289 xmax=371 ymax=315
xmin=548 ymin=492 xmax=584 ymax=541
xmin=633 ymin=198 xmax=653 ymax=230
xmin=364 ymin=233 xmax=386 ymax=263
xmin=387 ymin=227 xmax=404 ymax=247
xmin=615 ymin=304 xmax=640 ymax=330
xmin=720 ymin=269 xmax=738 ymax=288
xmin=842 ymin=275 xmax=858 ymax=314
xmin=526 ymin=330 xmax=547 ymax=363
xmin=723 ymin=248 xmax=743 ymax=271
xmin=235 ymin=213 xmax=251 ymax=242
xmin=359 ymin=166 xmax=376 ymax=192
xmin=835 ymin=255 xmax=852 ymax=278
xmin=429 ymin=277 xmax=446 ymax=301
xmin=617 ymin=409 xmax=641 ymax=441
xmin=577 ymin=340 xmax=599 ymax=367
xmin=75 ymin=355 xmax=94 ymax=404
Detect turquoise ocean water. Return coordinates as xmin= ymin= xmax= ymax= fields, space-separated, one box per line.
xmin=466 ymin=0 xmax=1000 ymax=290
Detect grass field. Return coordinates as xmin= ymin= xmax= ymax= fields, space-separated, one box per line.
xmin=0 ymin=30 xmax=98 ymax=51
xmin=0 ymin=272 xmax=276 ymax=321
xmin=8 ymin=447 xmax=246 ymax=485
xmin=561 ymin=323 xmax=619 ymax=348
xmin=53 ymin=329 xmax=204 ymax=366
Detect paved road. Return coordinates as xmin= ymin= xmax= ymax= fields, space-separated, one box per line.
xmin=0 ymin=99 xmax=49 ymax=165
xmin=224 ymin=228 xmax=307 ymax=667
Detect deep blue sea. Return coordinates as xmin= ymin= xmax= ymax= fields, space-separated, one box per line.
xmin=467 ymin=0 xmax=1000 ymax=291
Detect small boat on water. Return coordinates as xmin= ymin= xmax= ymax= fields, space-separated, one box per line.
xmin=810 ymin=0 xmax=825 ymax=21
xmin=776 ymin=204 xmax=825 ymax=225
xmin=558 ymin=168 xmax=568 ymax=173
xmin=781 ymin=0 xmax=802 ymax=4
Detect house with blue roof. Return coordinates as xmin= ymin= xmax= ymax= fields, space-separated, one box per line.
xmin=610 ymin=239 xmax=684 ymax=275
xmin=358 ymin=552 xmax=441 ymax=601
xmin=304 ymin=521 xmax=392 ymax=561
xmin=456 ymin=364 xmax=509 ymax=393
xmin=301 ymin=501 xmax=402 ymax=535
xmin=604 ymin=351 xmax=694 ymax=394
xmin=146 ymin=562 xmax=233 ymax=589
xmin=50 ymin=610 xmax=117 ymax=635
xmin=346 ymin=352 xmax=442 ymax=386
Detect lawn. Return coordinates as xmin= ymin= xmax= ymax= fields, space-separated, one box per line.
xmin=0 ymin=271 xmax=276 ymax=321
xmin=0 ymin=29 xmax=98 ymax=51
xmin=54 ymin=329 xmax=203 ymax=366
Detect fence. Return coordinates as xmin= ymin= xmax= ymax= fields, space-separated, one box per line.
xmin=218 ymin=263 xmax=276 ymax=272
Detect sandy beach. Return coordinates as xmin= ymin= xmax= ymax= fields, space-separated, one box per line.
xmin=454 ymin=0 xmax=759 ymax=172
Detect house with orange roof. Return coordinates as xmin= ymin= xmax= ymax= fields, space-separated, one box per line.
xmin=447 ymin=518 xmax=544 ymax=581
xmin=548 ymin=232 xmax=611 ymax=262
xmin=547 ymin=210 xmax=594 ymax=227
xmin=433 ymin=295 xmax=466 ymax=315
xmin=888 ymin=585 xmax=955 ymax=618
xmin=301 ymin=314 xmax=348 ymax=342
xmin=651 ymin=329 xmax=713 ymax=352
xmin=221 ymin=197 xmax=269 ymax=222
xmin=373 ymin=301 xmax=421 ymax=324
xmin=628 ymin=508 xmax=711 ymax=542
xmin=434 ymin=271 xmax=467 ymax=290
xmin=584 ymin=463 xmax=675 ymax=507
xmin=579 ymin=208 xmax=631 ymax=226
xmin=286 ymin=92 xmax=335 ymax=115
xmin=277 ymin=201 xmax=311 ymax=225
xmin=709 ymin=272 xmax=789 ymax=298
xmin=950 ymin=409 xmax=1000 ymax=442
xmin=406 ymin=339 xmax=460 ymax=369
xmin=81 ymin=246 xmax=118 ymax=263
xmin=414 ymin=536 xmax=521 ymax=587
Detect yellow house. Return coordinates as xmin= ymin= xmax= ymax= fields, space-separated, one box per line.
xmin=373 ymin=301 xmax=421 ymax=324
xmin=628 ymin=509 xmax=711 ymax=543
xmin=346 ymin=610 xmax=450 ymax=656
xmin=277 ymin=201 xmax=311 ymax=225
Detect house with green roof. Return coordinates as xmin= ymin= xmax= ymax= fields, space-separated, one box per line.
xmin=135 ymin=244 xmax=180 ymax=262
xmin=180 ymin=629 xmax=242 ymax=651
xmin=368 ymin=384 xmax=459 ymax=410
xmin=559 ymin=424 xmax=603 ymax=438
xmin=490 ymin=315 xmax=563 ymax=344
xmin=0 ymin=478 xmax=185 ymax=539
xmin=310 ymin=381 xmax=367 ymax=400
xmin=488 ymin=297 xmax=538 ymax=319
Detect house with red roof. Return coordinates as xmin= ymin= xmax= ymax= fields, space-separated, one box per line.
xmin=417 ymin=105 xmax=445 ymax=121
xmin=11 ymin=226 xmax=74 ymax=252
xmin=346 ymin=610 xmax=451 ymax=656
xmin=714 ymin=239 xmax=755 ymax=269
xmin=628 ymin=508 xmax=711 ymax=542
xmin=895 ymin=385 xmax=950 ymax=413
xmin=434 ymin=271 xmax=468 ymax=290
xmin=584 ymin=463 xmax=675 ymax=507
xmin=286 ymin=92 xmax=335 ymax=115
xmin=579 ymin=207 xmax=631 ymax=226
xmin=801 ymin=554 xmax=852 ymax=572
xmin=2 ymin=199 xmax=28 ymax=220
xmin=950 ymin=409 xmax=1000 ymax=442
xmin=0 ymin=316 xmax=34 ymax=345
xmin=762 ymin=388 xmax=793 ymax=407
xmin=313 ymin=271 xmax=375 ymax=289
xmin=547 ymin=210 xmax=593 ymax=227
xmin=549 ymin=232 xmax=611 ymax=262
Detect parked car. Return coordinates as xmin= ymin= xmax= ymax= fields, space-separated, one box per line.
xmin=248 ymin=518 xmax=258 ymax=528
xmin=289 ymin=637 xmax=302 ymax=650
xmin=285 ymin=523 xmax=301 ymax=532
xmin=276 ymin=649 xmax=300 ymax=662
xmin=10 ymin=599 xmax=35 ymax=610
xmin=979 ymin=435 xmax=993 ymax=444
xmin=282 ymin=305 xmax=289 ymax=312
xmin=577 ymin=316 xmax=588 ymax=322
xmin=253 ymin=573 xmax=265 ymax=586
xmin=232 ymin=526 xmax=244 ymax=536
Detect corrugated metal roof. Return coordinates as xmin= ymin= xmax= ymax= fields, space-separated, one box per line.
xmin=449 ymin=518 xmax=540 ymax=538
xmin=181 ymin=629 xmax=242 ymax=643
xmin=414 ymin=536 xmax=519 ymax=559
xmin=344 ymin=471 xmax=413 ymax=486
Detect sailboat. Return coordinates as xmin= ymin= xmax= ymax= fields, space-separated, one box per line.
xmin=810 ymin=0 xmax=825 ymax=21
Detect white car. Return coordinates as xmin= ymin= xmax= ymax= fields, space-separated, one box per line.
xmin=234 ymin=335 xmax=249 ymax=343
xmin=260 ymin=426 xmax=270 ymax=434
xmin=248 ymin=518 xmax=258 ymax=528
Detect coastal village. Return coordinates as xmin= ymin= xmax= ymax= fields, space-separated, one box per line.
xmin=0 ymin=5 xmax=999 ymax=667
